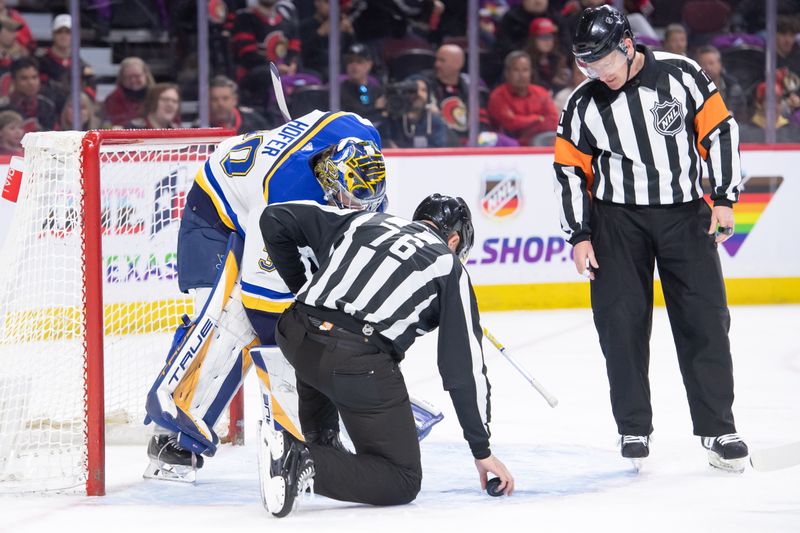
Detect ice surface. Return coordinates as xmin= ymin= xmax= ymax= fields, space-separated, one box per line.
xmin=1 ymin=305 xmax=798 ymax=533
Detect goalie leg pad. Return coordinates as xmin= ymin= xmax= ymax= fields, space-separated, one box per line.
xmin=164 ymin=294 xmax=256 ymax=456
xmin=143 ymin=312 xmax=215 ymax=432
xmin=145 ymin=233 xmax=244 ymax=423
xmin=251 ymin=346 xmax=304 ymax=442
xmin=145 ymin=233 xmax=257 ymax=455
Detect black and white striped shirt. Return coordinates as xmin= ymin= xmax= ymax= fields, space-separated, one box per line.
xmin=553 ymin=45 xmax=743 ymax=244
xmin=260 ymin=200 xmax=491 ymax=458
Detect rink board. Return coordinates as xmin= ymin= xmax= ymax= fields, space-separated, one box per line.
xmin=383 ymin=145 xmax=800 ymax=309
xmin=2 ymin=145 xmax=797 ymax=311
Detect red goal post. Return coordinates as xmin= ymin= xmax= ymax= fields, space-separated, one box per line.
xmin=82 ymin=129 xmax=238 ymax=496
xmin=0 ymin=128 xmax=237 ymax=496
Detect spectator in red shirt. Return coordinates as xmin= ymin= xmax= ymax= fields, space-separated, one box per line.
xmin=0 ymin=109 xmax=23 ymax=155
xmin=101 ymin=57 xmax=154 ymax=127
xmin=488 ymin=50 xmax=558 ymax=146
xmin=0 ymin=0 xmax=35 ymax=54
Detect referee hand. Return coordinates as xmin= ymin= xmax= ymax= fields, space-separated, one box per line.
xmin=573 ymin=240 xmax=598 ymax=280
xmin=708 ymin=205 xmax=735 ymax=244
xmin=475 ymin=455 xmax=514 ymax=496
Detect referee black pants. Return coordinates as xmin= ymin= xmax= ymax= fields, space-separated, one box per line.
xmin=590 ymin=199 xmax=737 ymax=437
xmin=275 ymin=305 xmax=422 ymax=506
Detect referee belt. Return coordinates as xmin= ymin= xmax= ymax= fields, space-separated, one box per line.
xmin=292 ymin=302 xmax=400 ymax=360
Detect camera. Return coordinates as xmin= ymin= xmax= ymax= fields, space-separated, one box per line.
xmin=385 ymin=80 xmax=419 ymax=118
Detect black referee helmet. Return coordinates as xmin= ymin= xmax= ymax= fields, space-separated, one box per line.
xmin=572 ymin=5 xmax=633 ymax=63
xmin=413 ymin=194 xmax=474 ymax=261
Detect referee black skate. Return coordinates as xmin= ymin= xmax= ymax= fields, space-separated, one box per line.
xmin=553 ymin=5 xmax=748 ymax=472
xmin=259 ymin=195 xmax=514 ymax=516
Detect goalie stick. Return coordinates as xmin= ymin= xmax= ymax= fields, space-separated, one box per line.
xmin=482 ymin=327 xmax=558 ymax=408
xmin=750 ymin=441 xmax=800 ymax=472
xmin=269 ymin=62 xmax=292 ymax=122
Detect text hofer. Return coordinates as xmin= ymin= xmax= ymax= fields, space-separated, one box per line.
xmin=467 ymin=236 xmax=570 ymax=265
xmin=261 ymin=119 xmax=310 ymax=156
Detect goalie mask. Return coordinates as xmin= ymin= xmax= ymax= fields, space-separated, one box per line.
xmin=413 ymin=193 xmax=474 ymax=262
xmin=313 ymin=138 xmax=387 ymax=212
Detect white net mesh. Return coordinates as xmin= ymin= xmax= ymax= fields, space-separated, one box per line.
xmin=0 ymin=131 xmax=228 ymax=493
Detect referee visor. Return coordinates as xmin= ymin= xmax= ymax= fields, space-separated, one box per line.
xmin=575 ymin=48 xmax=627 ymax=80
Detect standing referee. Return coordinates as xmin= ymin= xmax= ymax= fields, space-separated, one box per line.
xmin=259 ymin=195 xmax=514 ymax=517
xmin=553 ymin=6 xmax=748 ymax=472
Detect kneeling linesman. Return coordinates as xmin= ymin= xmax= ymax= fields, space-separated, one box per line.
xmin=259 ymin=194 xmax=514 ymax=517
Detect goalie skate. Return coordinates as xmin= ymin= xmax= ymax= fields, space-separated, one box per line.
xmin=265 ymin=428 xmax=315 ymax=518
xmin=143 ymin=434 xmax=204 ymax=483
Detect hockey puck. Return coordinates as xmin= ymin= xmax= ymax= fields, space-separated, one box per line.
xmin=486 ymin=477 xmax=504 ymax=497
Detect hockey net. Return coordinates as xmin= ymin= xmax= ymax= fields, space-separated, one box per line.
xmin=0 ymin=129 xmax=238 ymax=495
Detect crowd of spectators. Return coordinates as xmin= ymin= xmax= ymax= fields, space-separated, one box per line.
xmin=0 ymin=0 xmax=799 ymax=156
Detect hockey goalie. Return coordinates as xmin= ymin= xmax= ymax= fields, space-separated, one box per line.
xmin=143 ymin=110 xmax=444 ymax=482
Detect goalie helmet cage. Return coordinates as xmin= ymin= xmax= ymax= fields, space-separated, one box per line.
xmin=0 ymin=128 xmax=242 ymax=497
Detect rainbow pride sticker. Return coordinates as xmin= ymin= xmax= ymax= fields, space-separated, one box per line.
xmin=705 ymin=176 xmax=783 ymax=257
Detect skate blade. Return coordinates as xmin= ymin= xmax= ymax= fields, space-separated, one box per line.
xmin=265 ymin=475 xmax=312 ymax=518
xmin=257 ymin=422 xmax=271 ymax=510
xmin=707 ymin=451 xmax=746 ymax=473
xmin=301 ymin=479 xmax=315 ymax=501
xmin=266 ymin=476 xmax=293 ymax=517
xmin=630 ymin=458 xmax=644 ymax=473
xmin=143 ymin=459 xmax=197 ymax=483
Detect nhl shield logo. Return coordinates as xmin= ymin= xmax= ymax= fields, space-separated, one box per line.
xmin=480 ymin=172 xmax=521 ymax=219
xmin=650 ymin=98 xmax=684 ymax=136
